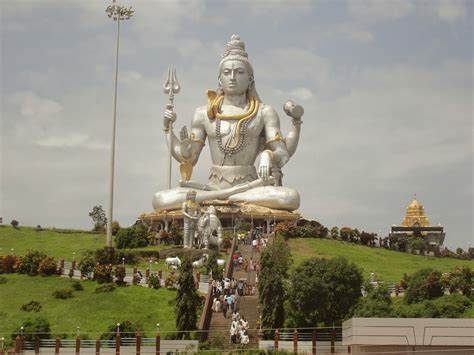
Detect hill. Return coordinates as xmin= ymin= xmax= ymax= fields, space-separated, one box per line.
xmin=288 ymin=238 xmax=473 ymax=284
xmin=0 ymin=273 xmax=177 ymax=340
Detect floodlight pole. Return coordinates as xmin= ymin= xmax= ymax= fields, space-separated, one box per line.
xmin=105 ymin=0 xmax=134 ymax=252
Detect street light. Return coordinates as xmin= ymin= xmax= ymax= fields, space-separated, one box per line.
xmin=104 ymin=0 xmax=134 ymax=252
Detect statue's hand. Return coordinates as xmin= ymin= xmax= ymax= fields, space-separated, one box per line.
xmin=163 ymin=108 xmax=177 ymax=130
xmin=258 ymin=150 xmax=272 ymax=181
xmin=179 ymin=126 xmax=192 ymax=159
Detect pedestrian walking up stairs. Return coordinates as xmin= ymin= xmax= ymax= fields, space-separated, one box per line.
xmin=206 ymin=243 xmax=261 ymax=351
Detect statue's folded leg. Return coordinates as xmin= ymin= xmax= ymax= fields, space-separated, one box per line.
xmin=228 ymin=186 xmax=300 ymax=211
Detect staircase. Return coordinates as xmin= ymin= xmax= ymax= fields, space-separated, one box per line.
xmin=207 ymin=243 xmax=261 ymax=350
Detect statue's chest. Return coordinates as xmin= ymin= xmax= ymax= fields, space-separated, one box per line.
xmin=206 ymin=112 xmax=264 ymax=139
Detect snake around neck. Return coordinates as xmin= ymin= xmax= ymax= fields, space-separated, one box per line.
xmin=207 ymin=90 xmax=260 ymax=156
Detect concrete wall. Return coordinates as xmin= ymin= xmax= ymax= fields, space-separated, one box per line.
xmin=343 ymin=317 xmax=474 ymax=355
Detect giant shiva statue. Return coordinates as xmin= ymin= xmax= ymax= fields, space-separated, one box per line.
xmin=153 ymin=35 xmax=303 ymax=212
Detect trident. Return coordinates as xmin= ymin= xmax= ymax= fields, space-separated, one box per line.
xmin=163 ymin=65 xmax=180 ymax=189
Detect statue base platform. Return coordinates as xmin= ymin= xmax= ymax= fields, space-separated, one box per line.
xmin=139 ymin=199 xmax=300 ymax=232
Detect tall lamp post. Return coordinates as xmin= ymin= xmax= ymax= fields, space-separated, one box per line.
xmin=105 ymin=0 xmax=134 ymax=252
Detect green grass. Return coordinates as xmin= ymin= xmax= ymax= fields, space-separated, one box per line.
xmin=0 ymin=273 xmax=177 ymax=339
xmin=0 ymin=226 xmax=177 ymax=267
xmin=288 ymin=238 xmax=474 ymax=283
xmin=0 ymin=226 xmax=105 ymax=260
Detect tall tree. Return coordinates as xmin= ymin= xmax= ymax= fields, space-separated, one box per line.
xmin=89 ymin=205 xmax=107 ymax=233
xmin=175 ymin=253 xmax=200 ymax=339
xmin=287 ymin=257 xmax=363 ymax=327
xmin=258 ymin=235 xmax=291 ymax=336
xmin=206 ymin=250 xmax=223 ymax=281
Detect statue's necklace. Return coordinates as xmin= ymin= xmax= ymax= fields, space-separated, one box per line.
xmin=210 ymin=95 xmax=259 ymax=155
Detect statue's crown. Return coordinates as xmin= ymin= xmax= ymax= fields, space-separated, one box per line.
xmin=222 ymin=34 xmax=248 ymax=60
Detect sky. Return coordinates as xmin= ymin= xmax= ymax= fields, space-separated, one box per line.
xmin=1 ymin=0 xmax=472 ymax=250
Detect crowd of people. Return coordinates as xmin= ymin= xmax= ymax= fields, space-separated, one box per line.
xmin=230 ymin=311 xmax=250 ymax=345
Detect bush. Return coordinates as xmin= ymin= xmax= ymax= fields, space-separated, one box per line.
xmin=355 ymin=285 xmax=393 ymax=317
xmin=71 ymin=280 xmax=84 ymax=291
xmin=405 ymin=268 xmax=443 ymax=304
xmin=95 ymin=283 xmax=116 ymax=293
xmin=38 ymin=257 xmax=58 ymax=276
xmin=11 ymin=317 xmax=51 ymax=342
xmin=0 ymin=276 xmax=7 ymax=284
xmin=78 ymin=254 xmax=96 ymax=279
xmin=11 ymin=220 xmax=19 ymax=229
xmin=52 ymin=288 xmax=74 ymax=299
xmin=21 ymin=300 xmax=42 ymax=312
xmin=1 ymin=255 xmax=18 ymax=273
xmin=395 ymin=300 xmax=439 ymax=318
xmin=95 ymin=248 xmax=116 ymax=265
xmin=112 ymin=220 xmax=121 ymax=235
xmin=100 ymin=320 xmax=141 ymax=340
xmin=165 ymin=272 xmax=177 ymax=289
xmin=115 ymin=224 xmax=149 ymax=249
xmin=432 ymin=294 xmax=472 ymax=318
xmin=94 ymin=264 xmax=113 ymax=284
xmin=114 ymin=265 xmax=126 ymax=286
xmin=441 ymin=266 xmax=473 ymax=296
xmin=149 ymin=273 xmax=161 ymax=289
xmin=17 ymin=250 xmax=48 ymax=276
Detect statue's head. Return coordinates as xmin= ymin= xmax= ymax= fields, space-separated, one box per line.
xmin=217 ymin=35 xmax=260 ymax=100
xmin=208 ymin=205 xmax=216 ymax=215
xmin=186 ymin=190 xmax=197 ymax=201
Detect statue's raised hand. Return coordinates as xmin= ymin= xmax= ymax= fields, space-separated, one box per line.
xmin=163 ymin=107 xmax=177 ymax=130
xmin=179 ymin=126 xmax=193 ymax=159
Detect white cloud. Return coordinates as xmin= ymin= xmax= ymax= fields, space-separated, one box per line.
xmin=35 ymin=134 xmax=107 ymax=149
xmin=256 ymin=48 xmax=332 ymax=86
xmin=325 ymin=24 xmax=375 ymax=43
xmin=7 ymin=91 xmax=62 ymax=119
xmin=432 ymin=0 xmax=467 ymax=23
xmin=349 ymin=0 xmax=415 ymax=22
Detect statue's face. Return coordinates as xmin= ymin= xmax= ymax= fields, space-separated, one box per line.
xmin=219 ymin=60 xmax=251 ymax=96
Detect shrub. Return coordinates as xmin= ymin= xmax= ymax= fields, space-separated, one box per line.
xmin=0 ymin=276 xmax=7 ymax=284
xmin=100 ymin=320 xmax=141 ymax=340
xmin=395 ymin=300 xmax=439 ymax=318
xmin=38 ymin=257 xmax=57 ymax=276
xmin=94 ymin=264 xmax=113 ymax=284
xmin=355 ymin=285 xmax=393 ymax=317
xmin=71 ymin=280 xmax=84 ymax=291
xmin=165 ymin=272 xmax=177 ymax=289
xmin=78 ymin=254 xmax=96 ymax=279
xmin=432 ymin=294 xmax=472 ymax=318
xmin=115 ymin=224 xmax=149 ymax=249
xmin=52 ymin=288 xmax=74 ymax=299
xmin=95 ymin=283 xmax=116 ymax=293
xmin=11 ymin=220 xmax=19 ymax=229
xmin=11 ymin=317 xmax=51 ymax=342
xmin=1 ymin=255 xmax=18 ymax=273
xmin=112 ymin=220 xmax=121 ymax=236
xmin=21 ymin=300 xmax=42 ymax=312
xmin=95 ymin=248 xmax=115 ymax=266
xmin=17 ymin=250 xmax=48 ymax=276
xmin=441 ymin=266 xmax=473 ymax=296
xmin=114 ymin=265 xmax=126 ymax=286
xmin=149 ymin=273 xmax=161 ymax=289
xmin=405 ymin=268 xmax=443 ymax=304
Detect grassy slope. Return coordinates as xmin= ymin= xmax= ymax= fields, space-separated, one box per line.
xmin=288 ymin=238 xmax=474 ymax=283
xmin=0 ymin=274 xmax=177 ymax=338
xmin=0 ymin=226 xmax=172 ymax=266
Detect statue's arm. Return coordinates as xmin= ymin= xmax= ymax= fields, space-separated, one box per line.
xmin=163 ymin=107 xmax=207 ymax=165
xmin=189 ymin=107 xmax=207 ymax=166
xmin=262 ymin=106 xmax=290 ymax=168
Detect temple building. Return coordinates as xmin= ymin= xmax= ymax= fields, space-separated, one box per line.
xmin=389 ymin=196 xmax=445 ymax=247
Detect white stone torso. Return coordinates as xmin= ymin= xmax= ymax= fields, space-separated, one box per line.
xmin=194 ymin=103 xmax=265 ymax=167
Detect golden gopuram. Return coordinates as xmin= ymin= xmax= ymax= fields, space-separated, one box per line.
xmin=389 ymin=196 xmax=445 ymax=247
